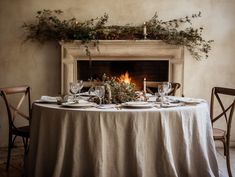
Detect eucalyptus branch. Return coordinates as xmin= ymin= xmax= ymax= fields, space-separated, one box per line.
xmin=22 ymin=9 xmax=213 ymax=60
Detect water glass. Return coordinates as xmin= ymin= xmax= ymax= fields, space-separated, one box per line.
xmin=77 ymin=80 xmax=84 ymax=95
xmin=158 ymin=82 xmax=171 ymax=103
xmin=69 ymin=80 xmax=84 ymax=101
xmin=94 ymin=86 xmax=105 ymax=104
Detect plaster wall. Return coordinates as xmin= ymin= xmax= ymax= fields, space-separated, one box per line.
xmin=0 ymin=0 xmax=235 ymax=147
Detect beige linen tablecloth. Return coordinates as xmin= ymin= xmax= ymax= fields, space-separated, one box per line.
xmin=26 ymin=103 xmax=219 ymax=177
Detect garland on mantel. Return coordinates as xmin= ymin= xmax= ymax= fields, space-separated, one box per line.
xmin=22 ymin=9 xmax=214 ymax=60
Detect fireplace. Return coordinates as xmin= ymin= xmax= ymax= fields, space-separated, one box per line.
xmin=60 ymin=40 xmax=184 ymax=95
xmin=77 ymin=60 xmax=169 ymax=90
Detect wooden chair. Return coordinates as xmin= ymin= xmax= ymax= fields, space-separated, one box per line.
xmin=210 ymin=87 xmax=235 ymax=177
xmin=145 ymin=81 xmax=181 ymax=96
xmin=83 ymin=81 xmax=102 ymax=88
xmin=0 ymin=85 xmax=31 ymax=170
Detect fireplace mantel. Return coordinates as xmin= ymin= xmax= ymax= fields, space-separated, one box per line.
xmin=60 ymin=40 xmax=184 ymax=95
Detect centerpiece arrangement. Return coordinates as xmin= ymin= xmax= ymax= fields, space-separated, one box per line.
xmin=22 ymin=9 xmax=214 ymax=60
xmin=84 ymin=74 xmax=138 ymax=104
xmin=102 ymin=74 xmax=138 ymax=104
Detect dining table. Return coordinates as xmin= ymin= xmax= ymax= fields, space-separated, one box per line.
xmin=25 ymin=97 xmax=219 ymax=177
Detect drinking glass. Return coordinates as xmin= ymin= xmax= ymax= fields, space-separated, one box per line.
xmin=69 ymin=80 xmax=83 ymax=102
xmin=94 ymin=86 xmax=105 ymax=104
xmin=158 ymin=82 xmax=171 ymax=103
xmin=163 ymin=82 xmax=172 ymax=96
xmin=77 ymin=80 xmax=84 ymax=96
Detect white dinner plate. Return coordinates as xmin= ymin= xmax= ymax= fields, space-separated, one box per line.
xmin=96 ymin=104 xmax=116 ymax=109
xmin=122 ymin=102 xmax=154 ymax=108
xmin=61 ymin=102 xmax=96 ymax=108
xmin=125 ymin=101 xmax=149 ymax=105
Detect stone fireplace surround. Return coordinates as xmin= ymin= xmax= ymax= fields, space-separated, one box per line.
xmin=60 ymin=40 xmax=184 ymax=95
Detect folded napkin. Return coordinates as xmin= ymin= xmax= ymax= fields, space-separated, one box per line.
xmin=35 ymin=96 xmax=59 ymax=103
xmin=166 ymin=96 xmax=205 ymax=104
xmin=61 ymin=99 xmax=89 ymax=106
xmin=78 ymin=92 xmax=96 ymax=96
xmin=77 ymin=100 xmax=89 ymax=104
xmin=159 ymin=102 xmax=184 ymax=108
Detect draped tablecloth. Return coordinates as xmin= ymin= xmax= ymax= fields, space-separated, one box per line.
xmin=26 ymin=102 xmax=219 ymax=177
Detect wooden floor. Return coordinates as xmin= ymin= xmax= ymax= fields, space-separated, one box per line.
xmin=0 ymin=146 xmax=24 ymax=177
xmin=0 ymin=146 xmax=234 ymax=177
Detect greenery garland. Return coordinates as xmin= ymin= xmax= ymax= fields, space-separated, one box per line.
xmin=22 ymin=9 xmax=214 ymax=60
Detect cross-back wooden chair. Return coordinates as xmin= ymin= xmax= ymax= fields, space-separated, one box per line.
xmin=83 ymin=81 xmax=102 ymax=88
xmin=210 ymin=87 xmax=235 ymax=177
xmin=0 ymin=85 xmax=31 ymax=171
xmin=145 ymin=81 xmax=181 ymax=96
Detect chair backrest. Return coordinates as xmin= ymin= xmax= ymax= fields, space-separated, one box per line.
xmin=146 ymin=81 xmax=181 ymax=96
xmin=210 ymin=87 xmax=235 ymax=140
xmin=0 ymin=85 xmax=31 ymax=130
xmin=83 ymin=81 xmax=102 ymax=88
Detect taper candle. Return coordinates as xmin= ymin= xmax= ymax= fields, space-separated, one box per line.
xmin=143 ymin=78 xmax=146 ymax=92
xmin=143 ymin=22 xmax=147 ymax=39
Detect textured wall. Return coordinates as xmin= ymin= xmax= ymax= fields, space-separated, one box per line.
xmin=0 ymin=0 xmax=235 ymax=147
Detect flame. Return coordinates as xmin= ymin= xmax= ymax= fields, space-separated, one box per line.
xmin=118 ymin=71 xmax=132 ymax=84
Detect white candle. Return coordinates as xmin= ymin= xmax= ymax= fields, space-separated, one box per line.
xmin=143 ymin=22 xmax=147 ymax=39
xmin=143 ymin=78 xmax=146 ymax=92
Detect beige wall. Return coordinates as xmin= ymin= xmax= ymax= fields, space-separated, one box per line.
xmin=0 ymin=0 xmax=235 ymax=147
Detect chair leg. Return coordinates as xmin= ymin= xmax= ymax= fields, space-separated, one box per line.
xmin=222 ymin=140 xmax=226 ymax=156
xmin=22 ymin=137 xmax=28 ymax=177
xmin=225 ymin=142 xmax=232 ymax=177
xmin=6 ymin=133 xmax=12 ymax=171
xmin=22 ymin=137 xmax=29 ymax=153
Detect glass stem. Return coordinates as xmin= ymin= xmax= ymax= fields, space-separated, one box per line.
xmin=99 ymin=97 xmax=102 ymax=105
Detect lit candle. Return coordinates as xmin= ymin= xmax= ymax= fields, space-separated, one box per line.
xmin=143 ymin=22 xmax=147 ymax=39
xmin=143 ymin=78 xmax=146 ymax=92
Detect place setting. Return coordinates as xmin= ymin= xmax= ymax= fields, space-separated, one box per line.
xmin=59 ymin=80 xmax=99 ymax=108
xmin=35 ymin=78 xmax=205 ymax=111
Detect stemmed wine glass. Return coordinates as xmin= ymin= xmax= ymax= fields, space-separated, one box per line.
xmin=158 ymin=82 xmax=172 ymax=104
xmin=94 ymin=86 xmax=105 ymax=105
xmin=69 ymin=80 xmax=84 ymax=102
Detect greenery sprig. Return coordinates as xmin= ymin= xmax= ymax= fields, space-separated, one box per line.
xmin=102 ymin=74 xmax=138 ymax=104
xmin=22 ymin=9 xmax=214 ymax=60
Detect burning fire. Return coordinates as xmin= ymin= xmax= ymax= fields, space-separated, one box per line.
xmin=118 ymin=71 xmax=132 ymax=84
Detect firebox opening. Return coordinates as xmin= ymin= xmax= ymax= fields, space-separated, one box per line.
xmin=77 ymin=60 xmax=169 ymax=90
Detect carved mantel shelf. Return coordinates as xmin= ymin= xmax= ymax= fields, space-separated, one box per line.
xmin=60 ymin=40 xmax=184 ymax=95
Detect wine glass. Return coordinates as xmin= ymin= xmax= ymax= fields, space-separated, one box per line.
xmin=77 ymin=80 xmax=84 ymax=96
xmin=158 ymin=82 xmax=171 ymax=104
xmin=163 ymin=82 xmax=172 ymax=96
xmin=94 ymin=86 xmax=105 ymax=104
xmin=69 ymin=80 xmax=83 ymax=102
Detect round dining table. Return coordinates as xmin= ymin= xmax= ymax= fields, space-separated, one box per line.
xmin=26 ymin=101 xmax=219 ymax=177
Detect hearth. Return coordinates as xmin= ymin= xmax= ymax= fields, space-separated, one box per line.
xmin=60 ymin=40 xmax=184 ymax=95
xmin=77 ymin=60 xmax=169 ymax=90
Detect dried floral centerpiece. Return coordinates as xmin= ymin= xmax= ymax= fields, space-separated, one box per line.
xmin=102 ymin=74 xmax=138 ymax=104
xmin=88 ymin=74 xmax=138 ymax=104
xmin=22 ymin=9 xmax=214 ymax=60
